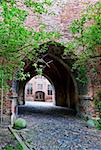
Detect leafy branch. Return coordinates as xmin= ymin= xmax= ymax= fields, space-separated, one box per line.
xmin=65 ymin=1 xmax=101 ymax=85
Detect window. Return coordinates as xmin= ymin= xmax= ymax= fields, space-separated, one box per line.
xmin=27 ymin=83 xmax=33 ymax=94
xmin=48 ymin=84 xmax=52 ymax=95
xmin=37 ymin=84 xmax=43 ymax=90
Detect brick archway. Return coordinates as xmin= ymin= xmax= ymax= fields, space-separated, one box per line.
xmin=15 ymin=41 xmax=78 ymax=111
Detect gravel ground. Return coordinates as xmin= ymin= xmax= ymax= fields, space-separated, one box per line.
xmin=0 ymin=127 xmax=20 ymax=150
xmin=17 ymin=102 xmax=101 ymax=150
xmin=0 ymin=115 xmax=21 ymax=150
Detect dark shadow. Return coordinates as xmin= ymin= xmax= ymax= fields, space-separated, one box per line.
xmin=18 ymin=103 xmax=76 ymax=118
xmin=34 ymin=91 xmax=45 ymax=101
xmin=15 ymin=41 xmax=78 ymax=112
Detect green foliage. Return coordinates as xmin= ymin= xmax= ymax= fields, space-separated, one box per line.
xmin=0 ymin=1 xmax=31 ymax=89
xmin=94 ymin=90 xmax=101 ymax=130
xmin=1 ymin=0 xmax=100 ymax=90
xmin=96 ymin=119 xmax=101 ymax=130
xmin=4 ymin=144 xmax=23 ymax=150
xmin=0 ymin=0 xmax=60 ymax=91
xmin=25 ymin=0 xmax=52 ymax=14
xmin=65 ymin=1 xmax=101 ymax=85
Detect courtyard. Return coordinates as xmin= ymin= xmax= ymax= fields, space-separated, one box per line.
xmin=0 ymin=0 xmax=101 ymax=149
xmin=17 ymin=102 xmax=101 ymax=150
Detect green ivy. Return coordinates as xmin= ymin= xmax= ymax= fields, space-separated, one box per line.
xmin=65 ymin=1 xmax=101 ymax=85
xmin=94 ymin=90 xmax=101 ymax=130
xmin=25 ymin=0 xmax=52 ymax=14
xmin=0 ymin=0 xmax=60 ymax=91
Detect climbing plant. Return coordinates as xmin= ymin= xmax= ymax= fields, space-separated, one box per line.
xmin=0 ymin=0 xmax=60 ymax=123
xmin=94 ymin=90 xmax=101 ymax=130
xmin=0 ymin=0 xmax=60 ymax=86
xmin=64 ymin=1 xmax=101 ymax=86
xmin=25 ymin=0 xmax=52 ymax=14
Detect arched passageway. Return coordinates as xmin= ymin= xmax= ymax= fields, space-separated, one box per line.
xmin=16 ymin=42 xmax=78 ymax=111
xmin=24 ymin=75 xmax=55 ymax=103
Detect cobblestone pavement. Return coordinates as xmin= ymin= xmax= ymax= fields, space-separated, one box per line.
xmin=18 ymin=102 xmax=101 ymax=150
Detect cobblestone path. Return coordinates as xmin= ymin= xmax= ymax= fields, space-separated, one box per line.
xmin=18 ymin=102 xmax=101 ymax=150
xmin=0 ymin=127 xmax=19 ymax=149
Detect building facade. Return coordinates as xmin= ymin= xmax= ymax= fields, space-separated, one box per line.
xmin=25 ymin=75 xmax=55 ymax=102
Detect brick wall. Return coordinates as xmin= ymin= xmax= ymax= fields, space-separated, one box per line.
xmin=1 ymin=0 xmax=100 ymax=119
xmin=3 ymin=99 xmax=12 ymax=115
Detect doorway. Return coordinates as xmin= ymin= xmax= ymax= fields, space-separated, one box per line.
xmin=35 ymin=91 xmax=45 ymax=101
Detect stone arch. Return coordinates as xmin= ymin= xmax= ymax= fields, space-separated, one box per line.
xmin=15 ymin=41 xmax=78 ymax=111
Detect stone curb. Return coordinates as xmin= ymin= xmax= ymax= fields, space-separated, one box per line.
xmin=8 ymin=126 xmax=34 ymax=150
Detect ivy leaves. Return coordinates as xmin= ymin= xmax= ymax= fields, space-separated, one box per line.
xmin=65 ymin=1 xmax=101 ymax=85
xmin=0 ymin=0 xmax=60 ymax=89
xmin=25 ymin=0 xmax=52 ymax=14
